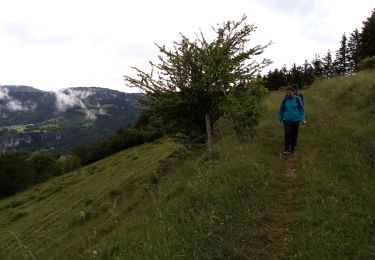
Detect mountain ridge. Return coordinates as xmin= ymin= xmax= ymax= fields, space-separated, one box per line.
xmin=0 ymin=85 xmax=142 ymax=153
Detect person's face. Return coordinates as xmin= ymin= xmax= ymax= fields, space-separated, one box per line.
xmin=286 ymin=90 xmax=293 ymax=97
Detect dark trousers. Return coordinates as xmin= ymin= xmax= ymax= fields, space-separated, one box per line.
xmin=283 ymin=121 xmax=300 ymax=152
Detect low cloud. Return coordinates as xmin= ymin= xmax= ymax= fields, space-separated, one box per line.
xmin=54 ymin=88 xmax=97 ymax=120
xmin=0 ymin=87 xmax=10 ymax=100
xmin=6 ymin=99 xmax=36 ymax=112
xmin=0 ymin=87 xmax=36 ymax=112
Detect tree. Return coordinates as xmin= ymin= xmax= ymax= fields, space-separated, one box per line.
xmin=311 ymin=54 xmax=323 ymax=77
xmin=302 ymin=59 xmax=315 ymax=86
xmin=264 ymin=68 xmax=287 ymax=91
xmin=72 ymin=143 xmax=91 ymax=165
xmin=124 ymin=16 xmax=271 ymax=139
xmin=30 ymin=152 xmax=61 ymax=183
xmin=334 ymin=33 xmax=350 ymax=75
xmin=322 ymin=49 xmax=334 ymax=78
xmin=288 ymin=63 xmax=305 ymax=87
xmin=359 ymin=9 xmax=375 ymax=60
xmin=357 ymin=55 xmax=375 ymax=71
xmin=347 ymin=28 xmax=361 ymax=73
xmin=0 ymin=151 xmax=33 ymax=197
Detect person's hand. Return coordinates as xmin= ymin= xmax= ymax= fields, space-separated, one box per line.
xmin=302 ymin=120 xmax=306 ymax=125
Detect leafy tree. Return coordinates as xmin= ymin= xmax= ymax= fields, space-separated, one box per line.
xmin=57 ymin=155 xmax=80 ymax=173
xmin=30 ymin=152 xmax=61 ymax=183
xmin=124 ymin=16 xmax=271 ymax=139
xmin=220 ymin=78 xmax=266 ymax=140
xmin=72 ymin=143 xmax=91 ymax=165
xmin=357 ymin=55 xmax=375 ymax=70
xmin=334 ymin=33 xmax=350 ymax=74
xmin=359 ymin=9 xmax=375 ymax=59
xmin=0 ymin=151 xmax=33 ymax=197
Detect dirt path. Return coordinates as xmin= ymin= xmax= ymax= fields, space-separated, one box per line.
xmin=285 ymin=152 xmax=298 ymax=178
xmin=265 ymin=151 xmax=299 ymax=258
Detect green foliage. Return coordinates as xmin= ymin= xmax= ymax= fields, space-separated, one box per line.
xmin=357 ymin=55 xmax=375 ymax=71
xmin=125 ymin=15 xmax=271 ymax=139
xmin=334 ymin=33 xmax=350 ymax=74
xmin=359 ymin=9 xmax=375 ymax=59
xmin=72 ymin=127 xmax=162 ymax=166
xmin=0 ymin=151 xmax=33 ymax=196
xmin=221 ymin=78 xmax=267 ymax=140
xmin=0 ymin=150 xmax=80 ymax=198
xmin=30 ymin=151 xmax=62 ymax=182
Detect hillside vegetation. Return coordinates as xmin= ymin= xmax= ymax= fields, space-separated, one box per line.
xmin=0 ymin=71 xmax=374 ymax=259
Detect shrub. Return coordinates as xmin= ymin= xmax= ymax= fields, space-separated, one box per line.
xmin=357 ymin=56 xmax=375 ymax=71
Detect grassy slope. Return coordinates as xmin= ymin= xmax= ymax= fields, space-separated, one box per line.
xmin=0 ymin=71 xmax=374 ymax=259
xmin=287 ymin=71 xmax=375 ymax=258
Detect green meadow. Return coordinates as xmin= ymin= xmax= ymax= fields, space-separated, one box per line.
xmin=0 ymin=71 xmax=374 ymax=259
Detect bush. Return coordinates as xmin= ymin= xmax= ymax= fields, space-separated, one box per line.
xmin=357 ymin=56 xmax=375 ymax=71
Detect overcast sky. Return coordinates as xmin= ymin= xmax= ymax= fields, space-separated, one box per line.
xmin=0 ymin=0 xmax=373 ymax=92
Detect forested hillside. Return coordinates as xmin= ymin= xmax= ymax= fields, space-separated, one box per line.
xmin=0 ymin=86 xmax=140 ymax=153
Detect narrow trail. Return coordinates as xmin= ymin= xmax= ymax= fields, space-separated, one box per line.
xmin=285 ymin=152 xmax=298 ymax=178
xmin=266 ymin=151 xmax=299 ymax=258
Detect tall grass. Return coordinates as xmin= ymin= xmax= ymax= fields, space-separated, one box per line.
xmin=285 ymin=71 xmax=375 ymax=258
xmin=0 ymin=71 xmax=373 ymax=259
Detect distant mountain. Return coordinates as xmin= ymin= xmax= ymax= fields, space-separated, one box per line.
xmin=0 ymin=85 xmax=141 ymax=153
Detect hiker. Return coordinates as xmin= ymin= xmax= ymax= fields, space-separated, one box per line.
xmin=292 ymin=84 xmax=304 ymax=104
xmin=278 ymin=86 xmax=306 ymax=155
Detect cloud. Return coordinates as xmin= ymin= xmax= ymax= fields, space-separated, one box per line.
xmin=0 ymin=22 xmax=70 ymax=46
xmin=0 ymin=87 xmax=9 ymax=100
xmin=0 ymin=0 xmax=373 ymax=91
xmin=0 ymin=87 xmax=36 ymax=112
xmin=249 ymin=0 xmax=328 ymax=18
xmin=6 ymin=99 xmax=36 ymax=112
xmin=53 ymin=88 xmax=97 ymax=120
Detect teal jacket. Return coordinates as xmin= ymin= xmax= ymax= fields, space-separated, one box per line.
xmin=278 ymin=96 xmax=305 ymax=122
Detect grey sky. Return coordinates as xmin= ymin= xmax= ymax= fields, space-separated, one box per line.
xmin=0 ymin=0 xmax=373 ymax=92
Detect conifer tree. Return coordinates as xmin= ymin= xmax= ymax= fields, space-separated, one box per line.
xmin=302 ymin=60 xmax=315 ymax=86
xmin=322 ymin=50 xmax=334 ymax=78
xmin=347 ymin=28 xmax=361 ymax=73
xmin=359 ymin=9 xmax=375 ymax=59
xmin=334 ymin=33 xmax=350 ymax=74
xmin=288 ymin=63 xmax=304 ymax=87
xmin=264 ymin=68 xmax=286 ymax=90
xmin=311 ymin=54 xmax=323 ymax=77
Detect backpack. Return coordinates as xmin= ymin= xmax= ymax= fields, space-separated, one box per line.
xmin=281 ymin=95 xmax=303 ymax=112
xmin=294 ymin=92 xmax=304 ymax=105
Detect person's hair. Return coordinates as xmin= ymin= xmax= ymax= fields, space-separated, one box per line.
xmin=286 ymin=86 xmax=294 ymax=92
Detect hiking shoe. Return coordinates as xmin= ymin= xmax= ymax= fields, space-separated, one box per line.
xmin=284 ymin=151 xmax=289 ymax=155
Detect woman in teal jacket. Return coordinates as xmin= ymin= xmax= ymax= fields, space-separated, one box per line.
xmin=278 ymin=86 xmax=306 ymax=155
